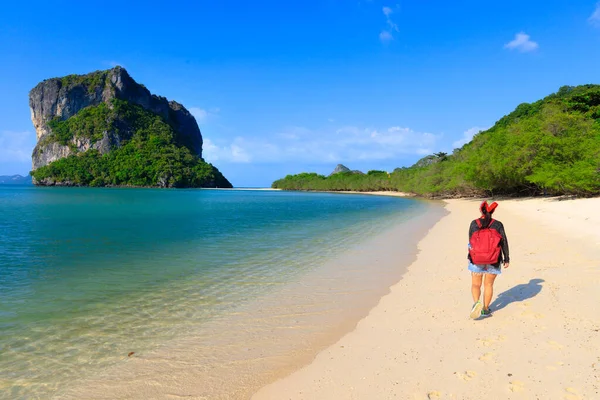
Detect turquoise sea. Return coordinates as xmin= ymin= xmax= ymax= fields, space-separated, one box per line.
xmin=0 ymin=187 xmax=441 ymax=399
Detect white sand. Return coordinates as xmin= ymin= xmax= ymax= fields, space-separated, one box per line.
xmin=333 ymin=191 xmax=416 ymax=197
xmin=253 ymin=196 xmax=600 ymax=400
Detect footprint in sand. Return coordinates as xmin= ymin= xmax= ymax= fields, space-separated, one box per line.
xmin=564 ymin=387 xmax=581 ymax=400
xmin=548 ymin=340 xmax=564 ymax=350
xmin=546 ymin=361 xmax=565 ymax=371
xmin=477 ymin=335 xmax=507 ymax=347
xmin=478 ymin=352 xmax=496 ymax=363
xmin=520 ymin=310 xmax=545 ymax=319
xmin=456 ymin=370 xmax=477 ymax=381
xmin=509 ymin=380 xmax=525 ymax=392
xmin=427 ymin=391 xmax=441 ymax=399
xmin=533 ymin=326 xmax=548 ymax=334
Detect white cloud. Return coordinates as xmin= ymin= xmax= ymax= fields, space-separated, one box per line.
xmin=0 ymin=131 xmax=36 ymax=163
xmin=190 ymin=107 xmax=208 ymax=122
xmin=504 ymin=32 xmax=539 ymax=52
xmin=203 ymin=137 xmax=251 ymax=163
xmin=202 ymin=125 xmax=441 ymax=165
xmin=190 ymin=107 xmax=220 ymax=124
xmin=589 ymin=2 xmax=600 ymax=26
xmin=452 ymin=126 xmax=489 ymax=149
xmin=380 ymin=5 xmax=399 ymax=42
xmin=379 ymin=31 xmax=394 ymax=42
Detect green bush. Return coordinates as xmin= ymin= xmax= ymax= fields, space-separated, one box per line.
xmin=48 ymin=103 xmax=112 ymax=146
xmin=59 ymin=70 xmax=109 ymax=94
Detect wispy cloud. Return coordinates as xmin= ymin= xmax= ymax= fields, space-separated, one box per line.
xmin=589 ymin=2 xmax=600 ymax=26
xmin=504 ymin=32 xmax=539 ymax=52
xmin=0 ymin=131 xmax=36 ymax=163
xmin=202 ymin=125 xmax=440 ymax=165
xmin=380 ymin=5 xmax=399 ymax=42
xmin=452 ymin=126 xmax=489 ymax=149
xmin=190 ymin=107 xmax=220 ymax=124
xmin=379 ymin=31 xmax=394 ymax=42
xmin=203 ymin=138 xmax=251 ymax=163
xmin=383 ymin=7 xmax=397 ymax=29
xmin=190 ymin=107 xmax=208 ymax=121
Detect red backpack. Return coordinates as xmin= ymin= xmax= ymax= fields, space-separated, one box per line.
xmin=469 ymin=219 xmax=502 ymax=265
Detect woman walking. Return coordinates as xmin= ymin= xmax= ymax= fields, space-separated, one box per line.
xmin=468 ymin=201 xmax=510 ymax=319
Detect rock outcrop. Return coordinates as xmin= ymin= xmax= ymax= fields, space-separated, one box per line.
xmin=410 ymin=154 xmax=442 ymax=169
xmin=329 ymin=164 xmax=351 ymax=175
xmin=28 ymin=67 xmax=231 ymax=188
xmin=329 ymin=164 xmax=364 ymax=176
xmin=29 ymin=66 xmax=202 ymax=170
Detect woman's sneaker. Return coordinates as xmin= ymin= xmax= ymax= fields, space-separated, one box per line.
xmin=470 ymin=301 xmax=483 ymax=319
xmin=480 ymin=308 xmax=492 ymax=318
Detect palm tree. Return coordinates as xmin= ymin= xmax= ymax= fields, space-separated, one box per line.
xmin=434 ymin=152 xmax=448 ymax=161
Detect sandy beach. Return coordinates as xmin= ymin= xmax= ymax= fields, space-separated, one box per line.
xmin=320 ymin=191 xmax=416 ymax=198
xmin=253 ymin=196 xmax=600 ymax=400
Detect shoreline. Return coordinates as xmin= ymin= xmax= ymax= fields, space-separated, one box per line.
xmin=59 ymin=198 xmax=446 ymax=399
xmin=323 ymin=190 xmax=416 ymax=197
xmin=271 ymin=188 xmax=600 ymax=202
xmin=252 ymin=196 xmax=600 ymax=399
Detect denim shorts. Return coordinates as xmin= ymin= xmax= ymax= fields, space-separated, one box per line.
xmin=468 ymin=262 xmax=501 ymax=275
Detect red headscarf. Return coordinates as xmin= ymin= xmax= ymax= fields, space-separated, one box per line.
xmin=480 ymin=200 xmax=498 ymax=214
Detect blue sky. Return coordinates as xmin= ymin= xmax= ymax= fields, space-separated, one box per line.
xmin=1 ymin=0 xmax=600 ymax=187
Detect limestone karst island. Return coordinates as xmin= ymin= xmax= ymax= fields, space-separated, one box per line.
xmin=28 ymin=66 xmax=231 ymax=188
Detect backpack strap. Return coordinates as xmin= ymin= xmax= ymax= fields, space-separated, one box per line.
xmin=476 ymin=218 xmax=495 ymax=229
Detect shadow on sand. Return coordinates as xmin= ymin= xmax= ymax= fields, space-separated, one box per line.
xmin=491 ymin=278 xmax=545 ymax=312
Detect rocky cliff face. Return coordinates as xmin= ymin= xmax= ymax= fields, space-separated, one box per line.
xmin=329 ymin=164 xmax=351 ymax=175
xmin=29 ymin=66 xmax=203 ymax=171
xmin=329 ymin=164 xmax=364 ymax=176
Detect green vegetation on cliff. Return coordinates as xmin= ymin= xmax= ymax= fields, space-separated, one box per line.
xmin=48 ymin=103 xmax=112 ymax=146
xmin=32 ymin=99 xmax=231 ymax=188
xmin=59 ymin=70 xmax=109 ymax=94
xmin=273 ymin=85 xmax=600 ymax=197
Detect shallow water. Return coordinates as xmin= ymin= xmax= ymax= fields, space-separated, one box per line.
xmin=0 ymin=187 xmax=438 ymax=399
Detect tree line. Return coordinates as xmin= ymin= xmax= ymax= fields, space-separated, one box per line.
xmin=273 ymin=85 xmax=600 ymax=197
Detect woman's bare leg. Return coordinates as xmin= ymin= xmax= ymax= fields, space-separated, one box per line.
xmin=483 ymin=273 xmax=497 ymax=310
xmin=471 ymin=272 xmax=483 ymax=303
